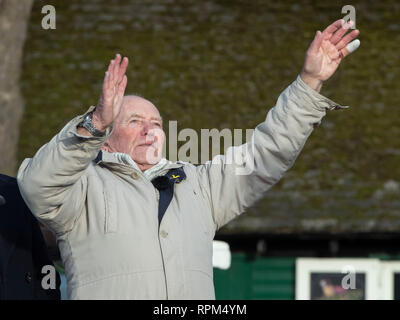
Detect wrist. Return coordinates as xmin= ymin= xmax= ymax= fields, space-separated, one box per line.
xmin=77 ymin=111 xmax=107 ymax=137
xmin=300 ymin=72 xmax=323 ymax=93
xmin=76 ymin=126 xmax=92 ymax=137
xmin=91 ymin=112 xmax=108 ymax=132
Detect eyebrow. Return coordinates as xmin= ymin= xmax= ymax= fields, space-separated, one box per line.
xmin=127 ymin=113 xmax=163 ymax=122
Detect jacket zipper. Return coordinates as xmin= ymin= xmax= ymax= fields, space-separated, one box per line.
xmin=137 ymin=175 xmax=169 ymax=299
xmin=158 ymin=233 xmax=169 ymax=299
xmin=104 ymin=163 xmax=170 ymax=298
xmin=154 ymin=187 xmax=169 ymax=300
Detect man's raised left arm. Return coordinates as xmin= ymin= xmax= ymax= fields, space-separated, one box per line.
xmin=195 ymin=19 xmax=360 ymax=231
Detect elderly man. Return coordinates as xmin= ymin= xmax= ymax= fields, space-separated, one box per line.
xmin=18 ymin=20 xmax=360 ymax=299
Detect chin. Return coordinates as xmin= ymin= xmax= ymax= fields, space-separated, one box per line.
xmin=133 ymin=152 xmax=161 ymax=166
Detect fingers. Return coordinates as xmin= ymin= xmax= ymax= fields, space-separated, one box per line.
xmin=117 ymin=57 xmax=129 ymax=84
xmin=117 ymin=75 xmax=128 ymax=97
xmin=322 ymin=19 xmax=344 ymax=40
xmin=107 ymin=59 xmax=115 ymax=85
xmin=318 ymin=19 xmax=360 ymax=63
xmin=309 ymin=30 xmax=323 ymax=54
xmin=340 ymin=39 xmax=361 ymax=58
xmin=104 ymin=54 xmax=128 ymax=86
xmin=103 ymin=70 xmax=110 ymax=93
xmin=105 ymin=54 xmax=121 ymax=86
xmin=335 ymin=29 xmax=360 ymax=51
xmin=108 ymin=54 xmax=129 ymax=86
xmin=101 ymin=54 xmax=129 ymax=104
xmin=112 ymin=54 xmax=121 ymax=83
xmin=329 ymin=20 xmax=354 ymax=45
xmin=114 ymin=75 xmax=128 ymax=106
xmin=346 ymin=39 xmax=361 ymax=53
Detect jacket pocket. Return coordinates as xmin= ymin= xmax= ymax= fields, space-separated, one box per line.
xmin=186 ymin=180 xmax=215 ymax=237
xmin=103 ymin=184 xmax=118 ymax=233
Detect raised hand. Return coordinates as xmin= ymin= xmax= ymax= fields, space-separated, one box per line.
xmin=301 ymin=19 xmax=360 ymax=92
xmin=92 ymin=54 xmax=129 ymax=131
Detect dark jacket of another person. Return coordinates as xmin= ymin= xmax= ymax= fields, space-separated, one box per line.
xmin=0 ymin=174 xmax=60 ymax=300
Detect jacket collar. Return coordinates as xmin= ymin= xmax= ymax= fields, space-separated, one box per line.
xmin=93 ymin=150 xmax=184 ymax=178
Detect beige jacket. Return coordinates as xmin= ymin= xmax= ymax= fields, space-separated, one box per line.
xmin=17 ymin=76 xmax=345 ymax=299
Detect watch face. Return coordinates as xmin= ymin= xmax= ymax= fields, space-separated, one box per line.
xmin=84 ymin=115 xmax=91 ymax=126
xmin=81 ymin=115 xmax=92 ymax=131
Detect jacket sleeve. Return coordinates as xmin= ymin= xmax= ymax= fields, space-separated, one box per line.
xmin=196 ymin=75 xmax=348 ymax=231
xmin=17 ymin=106 xmax=112 ymax=235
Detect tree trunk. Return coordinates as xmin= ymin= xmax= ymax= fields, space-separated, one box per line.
xmin=0 ymin=0 xmax=34 ymax=176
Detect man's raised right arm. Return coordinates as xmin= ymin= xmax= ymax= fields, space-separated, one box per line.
xmin=17 ymin=54 xmax=129 ymax=235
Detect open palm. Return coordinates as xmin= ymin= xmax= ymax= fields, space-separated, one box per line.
xmin=301 ymin=19 xmax=360 ymax=90
xmin=93 ymin=54 xmax=129 ymax=131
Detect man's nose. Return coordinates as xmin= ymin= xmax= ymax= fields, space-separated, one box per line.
xmin=142 ymin=122 xmax=158 ymax=138
xmin=141 ymin=122 xmax=152 ymax=136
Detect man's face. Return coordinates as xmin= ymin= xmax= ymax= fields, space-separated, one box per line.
xmin=105 ymin=96 xmax=165 ymax=169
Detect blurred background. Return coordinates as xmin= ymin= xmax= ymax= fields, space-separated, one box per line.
xmin=1 ymin=0 xmax=400 ymax=299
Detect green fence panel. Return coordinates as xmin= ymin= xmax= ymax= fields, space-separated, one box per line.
xmin=214 ymin=253 xmax=296 ymax=300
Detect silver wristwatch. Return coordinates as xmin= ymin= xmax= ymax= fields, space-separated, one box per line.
xmin=79 ymin=113 xmax=106 ymax=137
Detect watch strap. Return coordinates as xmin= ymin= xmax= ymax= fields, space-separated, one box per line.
xmin=79 ymin=112 xmax=106 ymax=137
